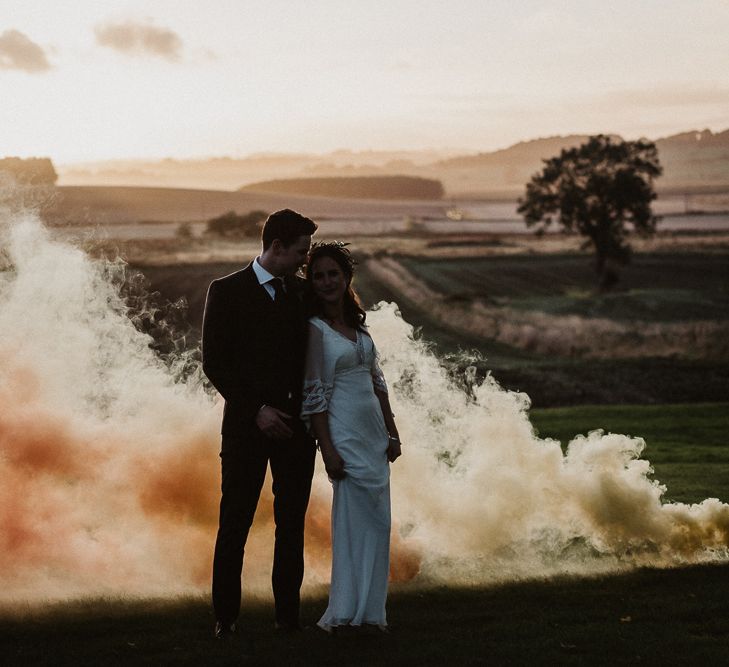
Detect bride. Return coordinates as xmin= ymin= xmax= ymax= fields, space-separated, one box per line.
xmin=301 ymin=241 xmax=402 ymax=633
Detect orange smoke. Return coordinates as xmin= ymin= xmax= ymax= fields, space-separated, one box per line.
xmin=0 ymin=212 xmax=417 ymax=602
xmin=0 ymin=360 xmax=101 ymax=478
xmin=1 ymin=360 xmax=103 ymax=574
xmin=0 ymin=356 xmax=419 ymax=602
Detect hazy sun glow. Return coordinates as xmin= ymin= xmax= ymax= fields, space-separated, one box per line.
xmin=1 ymin=0 xmax=728 ymax=163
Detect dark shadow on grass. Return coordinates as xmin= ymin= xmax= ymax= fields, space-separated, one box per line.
xmin=2 ymin=564 xmax=729 ymax=665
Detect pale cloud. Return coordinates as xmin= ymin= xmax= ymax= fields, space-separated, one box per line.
xmin=95 ymin=20 xmax=183 ymax=61
xmin=0 ymin=29 xmax=51 ymax=73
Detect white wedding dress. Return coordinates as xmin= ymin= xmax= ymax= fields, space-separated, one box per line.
xmin=301 ymin=316 xmax=391 ymax=631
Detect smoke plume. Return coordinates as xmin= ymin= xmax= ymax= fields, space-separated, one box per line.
xmin=0 ymin=208 xmax=727 ymax=605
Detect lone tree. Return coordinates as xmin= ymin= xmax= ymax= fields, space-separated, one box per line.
xmin=517 ymin=135 xmax=662 ymax=290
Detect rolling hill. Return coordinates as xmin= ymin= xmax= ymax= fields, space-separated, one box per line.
xmin=52 ymin=127 xmax=729 ymax=198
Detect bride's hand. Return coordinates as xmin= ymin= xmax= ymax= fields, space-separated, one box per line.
xmin=387 ymin=436 xmax=402 ymax=463
xmin=323 ymin=450 xmax=346 ymax=480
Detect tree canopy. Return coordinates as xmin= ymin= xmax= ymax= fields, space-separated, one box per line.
xmin=0 ymin=157 xmax=57 ymax=185
xmin=205 ymin=209 xmax=268 ymax=238
xmin=517 ymin=135 xmax=662 ymax=290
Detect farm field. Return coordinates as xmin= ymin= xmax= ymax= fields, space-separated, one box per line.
xmin=395 ymin=253 xmax=729 ymax=323
xmin=357 ymin=250 xmax=729 ymax=406
xmin=131 ymin=246 xmax=729 ymax=408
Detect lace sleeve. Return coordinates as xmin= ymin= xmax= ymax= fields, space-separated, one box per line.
xmin=371 ymin=338 xmax=388 ymax=395
xmin=301 ymin=320 xmax=334 ymax=416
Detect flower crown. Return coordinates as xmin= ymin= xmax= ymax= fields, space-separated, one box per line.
xmin=308 ymin=241 xmax=357 ymax=272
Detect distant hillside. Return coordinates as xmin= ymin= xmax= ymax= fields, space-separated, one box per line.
xmin=424 ymin=130 xmax=729 ymax=195
xmin=57 ymin=149 xmax=456 ymax=191
xmin=655 ymin=129 xmax=729 ymax=189
xmin=422 ymin=135 xmax=599 ymax=196
xmin=240 ymin=175 xmax=444 ymax=200
xmin=433 ymin=135 xmax=599 ymax=169
xmin=56 ymin=128 xmax=729 ymax=197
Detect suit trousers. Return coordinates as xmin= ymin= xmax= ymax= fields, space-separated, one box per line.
xmin=212 ymin=432 xmax=316 ymax=626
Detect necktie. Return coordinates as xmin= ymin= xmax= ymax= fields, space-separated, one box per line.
xmin=270 ymin=278 xmax=285 ymax=302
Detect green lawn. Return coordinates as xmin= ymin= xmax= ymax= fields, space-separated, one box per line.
xmin=2 ymin=565 xmax=728 ymax=665
xmin=531 ymin=402 xmax=729 ymax=504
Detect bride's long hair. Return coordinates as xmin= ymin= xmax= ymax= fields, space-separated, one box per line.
xmin=305 ymin=242 xmax=367 ymax=331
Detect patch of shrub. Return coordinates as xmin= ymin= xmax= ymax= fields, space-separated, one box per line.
xmin=205 ymin=209 xmax=268 ymax=238
xmin=0 ymin=156 xmax=57 ymax=185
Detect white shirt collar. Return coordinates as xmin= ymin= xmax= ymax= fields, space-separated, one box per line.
xmin=252 ymin=256 xmax=277 ymax=286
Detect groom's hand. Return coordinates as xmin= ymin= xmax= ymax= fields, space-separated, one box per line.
xmin=323 ymin=451 xmax=346 ymax=480
xmin=256 ymin=406 xmax=294 ymax=439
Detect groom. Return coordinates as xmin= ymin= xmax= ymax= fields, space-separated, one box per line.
xmin=202 ymin=209 xmax=318 ymax=639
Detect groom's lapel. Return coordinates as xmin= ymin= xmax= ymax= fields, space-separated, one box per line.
xmin=241 ymin=263 xmax=275 ymax=310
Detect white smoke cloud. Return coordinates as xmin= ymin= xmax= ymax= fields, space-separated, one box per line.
xmin=94 ymin=20 xmax=183 ymax=61
xmin=0 ymin=30 xmax=51 ymax=73
xmin=369 ymin=306 xmax=729 ymax=582
xmin=0 ymin=205 xmax=727 ymax=605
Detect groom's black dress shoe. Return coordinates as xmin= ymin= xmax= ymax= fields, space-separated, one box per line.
xmin=214 ymin=621 xmax=236 ymax=639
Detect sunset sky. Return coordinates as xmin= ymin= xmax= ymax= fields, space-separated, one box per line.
xmin=2 ymin=0 xmax=728 ymax=164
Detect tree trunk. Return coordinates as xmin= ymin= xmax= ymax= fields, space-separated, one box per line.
xmin=592 ymin=242 xmax=619 ymax=292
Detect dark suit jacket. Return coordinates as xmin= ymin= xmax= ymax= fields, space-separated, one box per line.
xmin=202 ymin=264 xmax=309 ymax=437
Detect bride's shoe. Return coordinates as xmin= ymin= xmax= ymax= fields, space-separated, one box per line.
xmin=317 ymin=623 xmax=336 ymax=635
xmin=361 ymin=623 xmax=390 ymax=635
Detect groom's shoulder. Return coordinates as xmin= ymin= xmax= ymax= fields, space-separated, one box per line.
xmin=209 ymin=264 xmax=254 ymax=291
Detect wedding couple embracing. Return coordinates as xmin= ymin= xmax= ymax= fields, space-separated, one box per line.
xmin=202 ymin=209 xmax=402 ymax=643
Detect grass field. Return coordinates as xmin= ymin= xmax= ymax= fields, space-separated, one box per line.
xmin=531 ymin=403 xmax=729 ymax=504
xmin=2 ymin=565 xmax=728 ymax=665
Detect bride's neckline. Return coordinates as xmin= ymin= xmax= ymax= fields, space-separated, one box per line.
xmin=317 ymin=316 xmax=358 ymax=343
